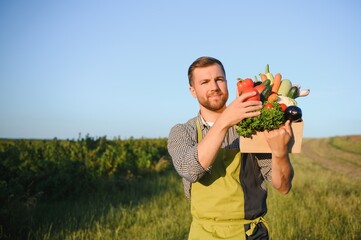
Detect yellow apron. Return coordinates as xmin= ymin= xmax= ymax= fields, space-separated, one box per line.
xmin=188 ymin=120 xmax=268 ymax=240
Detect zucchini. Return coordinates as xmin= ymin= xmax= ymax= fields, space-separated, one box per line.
xmin=261 ymin=79 xmax=271 ymax=86
xmin=260 ymin=85 xmax=272 ymax=101
xmin=277 ymin=79 xmax=292 ymax=96
xmin=287 ymin=86 xmax=299 ymax=99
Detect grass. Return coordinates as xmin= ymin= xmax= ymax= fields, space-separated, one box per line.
xmin=266 ymin=153 xmax=360 ymax=240
xmin=5 ymin=136 xmax=361 ymax=240
xmin=328 ymin=135 xmax=361 ymax=155
xmin=27 ymin=171 xmax=192 ymax=240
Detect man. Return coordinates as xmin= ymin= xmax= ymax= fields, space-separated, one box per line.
xmin=167 ymin=56 xmax=294 ymax=239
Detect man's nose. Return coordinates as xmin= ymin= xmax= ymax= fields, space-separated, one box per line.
xmin=210 ymin=80 xmax=220 ymax=90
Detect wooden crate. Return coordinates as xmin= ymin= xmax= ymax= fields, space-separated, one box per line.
xmin=239 ymin=121 xmax=304 ymax=153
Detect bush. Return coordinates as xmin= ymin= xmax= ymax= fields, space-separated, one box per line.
xmin=0 ymin=136 xmax=170 ymax=239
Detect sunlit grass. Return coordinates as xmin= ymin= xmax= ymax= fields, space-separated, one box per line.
xmin=328 ymin=136 xmax=361 ymax=155
xmin=30 ymin=171 xmax=191 ymax=240
xmin=14 ymin=138 xmax=361 ymax=240
xmin=267 ymin=153 xmax=360 ymax=240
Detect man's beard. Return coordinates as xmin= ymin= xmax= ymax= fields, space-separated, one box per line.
xmin=199 ymin=91 xmax=228 ymax=111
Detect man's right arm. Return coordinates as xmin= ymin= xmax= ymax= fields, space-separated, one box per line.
xmin=167 ymin=123 xmax=208 ymax=183
xmin=197 ymin=92 xmax=263 ymax=169
xmin=168 ymin=91 xmax=263 ymax=181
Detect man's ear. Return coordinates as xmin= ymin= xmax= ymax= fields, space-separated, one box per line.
xmin=189 ymin=86 xmax=197 ymax=98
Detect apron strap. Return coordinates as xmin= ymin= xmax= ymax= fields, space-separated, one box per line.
xmin=245 ymin=216 xmax=269 ymax=237
xmin=196 ymin=118 xmax=202 ymax=143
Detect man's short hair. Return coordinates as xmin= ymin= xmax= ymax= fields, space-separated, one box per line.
xmin=188 ymin=56 xmax=226 ymax=86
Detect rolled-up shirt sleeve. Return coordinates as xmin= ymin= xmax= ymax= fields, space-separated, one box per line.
xmin=254 ymin=153 xmax=272 ymax=182
xmin=167 ymin=123 xmax=208 ymax=183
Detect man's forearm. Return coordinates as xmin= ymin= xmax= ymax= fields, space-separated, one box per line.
xmin=197 ymin=121 xmax=229 ymax=169
xmin=271 ymin=154 xmax=294 ymax=194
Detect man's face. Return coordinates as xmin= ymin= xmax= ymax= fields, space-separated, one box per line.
xmin=189 ymin=64 xmax=228 ymax=112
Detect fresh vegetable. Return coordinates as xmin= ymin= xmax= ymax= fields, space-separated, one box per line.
xmin=277 ymin=95 xmax=298 ymax=106
xmin=236 ymin=101 xmax=285 ymax=137
xmin=237 ymin=81 xmax=243 ymax=94
xmin=235 ymin=64 xmax=309 ymax=137
xmin=254 ymin=81 xmax=262 ymax=87
xmin=265 ymin=64 xmax=274 ymax=84
xmin=237 ymin=78 xmax=254 ymax=94
xmin=241 ymin=87 xmax=260 ymax=101
xmin=261 ymin=79 xmax=271 ymax=86
xmin=272 ymin=73 xmax=282 ymax=93
xmin=284 ymin=106 xmax=303 ymax=122
xmin=277 ymin=79 xmax=292 ymax=96
xmin=254 ymin=84 xmax=266 ymax=95
xmin=242 ymin=78 xmax=254 ymax=88
xmin=264 ymin=103 xmax=274 ymax=109
xmin=259 ymin=73 xmax=267 ymax=82
xmin=279 ymin=103 xmax=287 ymax=112
xmin=267 ymin=92 xmax=278 ymax=102
xmin=299 ymin=89 xmax=310 ymax=97
xmin=260 ymin=85 xmax=272 ymax=101
xmin=287 ymin=86 xmax=299 ymax=99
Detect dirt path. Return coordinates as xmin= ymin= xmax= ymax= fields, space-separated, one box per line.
xmin=301 ymin=138 xmax=361 ymax=181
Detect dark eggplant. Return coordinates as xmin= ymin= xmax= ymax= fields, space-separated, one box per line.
xmin=254 ymin=81 xmax=263 ymax=87
xmin=284 ymin=106 xmax=302 ymax=122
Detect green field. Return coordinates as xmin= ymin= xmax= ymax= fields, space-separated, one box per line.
xmin=1 ymin=136 xmax=360 ymax=239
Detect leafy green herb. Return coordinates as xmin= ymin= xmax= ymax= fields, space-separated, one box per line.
xmin=236 ymin=101 xmax=284 ymax=138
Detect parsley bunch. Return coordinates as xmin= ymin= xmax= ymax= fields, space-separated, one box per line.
xmin=236 ymin=101 xmax=285 ymax=138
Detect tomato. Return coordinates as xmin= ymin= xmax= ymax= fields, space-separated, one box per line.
xmin=279 ymin=103 xmax=287 ymax=112
xmin=242 ymin=87 xmax=260 ymax=101
xmin=264 ymin=103 xmax=274 ymax=109
xmin=237 ymin=78 xmax=254 ymax=94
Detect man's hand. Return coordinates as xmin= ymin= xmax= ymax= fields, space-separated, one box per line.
xmin=219 ymin=91 xmax=263 ymax=128
xmin=264 ymin=120 xmax=292 ymax=157
xmin=197 ymin=91 xmax=262 ymax=170
xmin=264 ymin=120 xmax=294 ymax=194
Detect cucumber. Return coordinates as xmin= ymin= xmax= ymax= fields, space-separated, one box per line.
xmin=287 ymin=86 xmax=299 ymax=99
xmin=260 ymin=85 xmax=272 ymax=101
xmin=261 ymin=79 xmax=271 ymax=87
xmin=278 ymin=79 xmax=292 ymax=96
xmin=265 ymin=73 xmax=274 ymax=85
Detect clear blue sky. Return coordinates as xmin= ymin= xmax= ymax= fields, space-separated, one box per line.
xmin=1 ymin=0 xmax=360 ymax=139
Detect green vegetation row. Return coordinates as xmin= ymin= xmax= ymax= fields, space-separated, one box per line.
xmin=1 ymin=135 xmax=360 ymax=239
xmin=0 ymin=136 xmax=170 ymax=239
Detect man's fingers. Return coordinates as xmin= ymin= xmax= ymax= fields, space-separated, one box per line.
xmin=238 ymin=91 xmax=258 ymax=102
xmin=284 ymin=120 xmax=292 ymax=136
